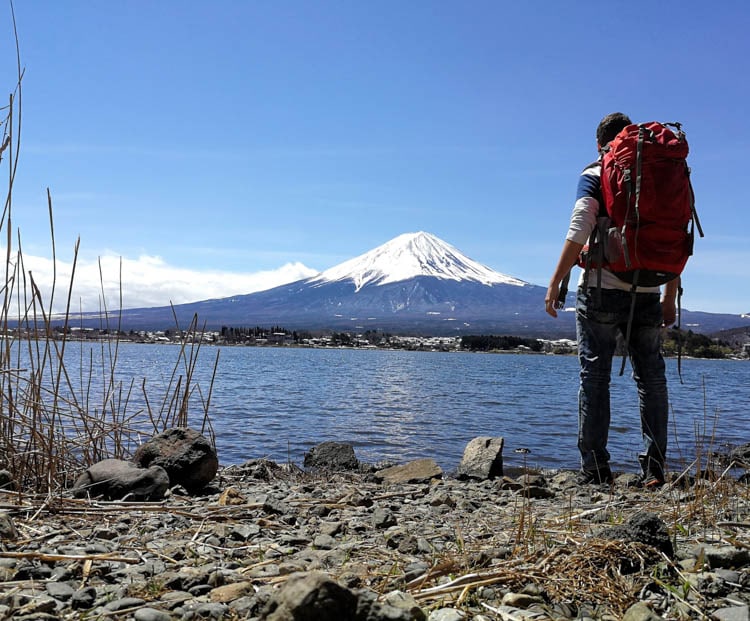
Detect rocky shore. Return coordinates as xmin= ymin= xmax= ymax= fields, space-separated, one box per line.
xmin=0 ymin=444 xmax=749 ymax=620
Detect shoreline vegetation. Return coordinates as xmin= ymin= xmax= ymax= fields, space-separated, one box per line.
xmin=6 ymin=324 xmax=747 ymax=360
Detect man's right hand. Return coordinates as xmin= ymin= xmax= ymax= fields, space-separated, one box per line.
xmin=545 ymin=283 xmax=560 ymax=318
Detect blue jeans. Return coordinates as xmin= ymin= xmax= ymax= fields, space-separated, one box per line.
xmin=576 ymin=287 xmax=668 ymax=475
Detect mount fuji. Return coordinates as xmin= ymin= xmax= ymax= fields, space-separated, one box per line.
xmin=75 ymin=232 xmax=748 ymax=337
xmin=96 ymin=232 xmax=560 ymax=336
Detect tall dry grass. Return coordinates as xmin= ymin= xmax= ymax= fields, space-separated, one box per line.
xmin=0 ymin=9 xmax=216 ymax=496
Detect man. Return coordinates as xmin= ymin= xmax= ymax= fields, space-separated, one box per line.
xmin=545 ymin=112 xmax=679 ymax=487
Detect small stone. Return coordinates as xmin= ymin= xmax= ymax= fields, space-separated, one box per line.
xmin=104 ymin=597 xmax=147 ymax=611
xmin=313 ymin=534 xmax=336 ymax=549
xmin=372 ymin=507 xmax=397 ymax=529
xmin=501 ymin=592 xmax=543 ymax=607
xmin=134 ymin=608 xmax=172 ymax=621
xmin=46 ymin=581 xmax=76 ymax=601
xmin=427 ymin=609 xmax=466 ymax=621
xmin=621 ymin=602 xmax=662 ymax=621
xmin=70 ymin=587 xmax=97 ymax=610
xmin=209 ymin=581 xmax=255 ymax=603
xmin=712 ymin=605 xmax=750 ymax=621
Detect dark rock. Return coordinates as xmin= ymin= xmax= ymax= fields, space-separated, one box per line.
xmin=261 ymin=571 xmax=358 ymax=620
xmin=46 ymin=581 xmax=76 ymax=601
xmin=70 ymin=587 xmax=97 ymax=610
xmin=602 ymin=512 xmax=674 ymax=558
xmin=132 ymin=427 xmax=218 ymax=492
xmin=729 ymin=442 xmax=750 ymax=466
xmin=304 ymin=441 xmax=359 ymax=471
xmin=104 ymin=597 xmax=147 ymax=611
xmin=0 ymin=470 xmax=14 ymax=490
xmin=71 ymin=459 xmax=169 ymax=501
xmin=457 ymin=436 xmax=504 ymax=480
xmin=0 ymin=512 xmax=18 ymax=540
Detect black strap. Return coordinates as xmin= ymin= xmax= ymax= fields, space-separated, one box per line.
xmin=557 ymin=271 xmax=570 ymax=309
xmin=619 ymin=270 xmax=640 ymax=376
xmin=676 ymin=284 xmax=684 ymax=384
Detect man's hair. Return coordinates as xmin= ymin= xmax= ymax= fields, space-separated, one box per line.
xmin=596 ymin=112 xmax=632 ymax=147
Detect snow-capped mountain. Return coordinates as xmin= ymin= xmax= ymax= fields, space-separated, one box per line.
xmin=311 ymin=231 xmax=526 ymax=290
xmin=71 ymin=232 xmax=750 ymax=337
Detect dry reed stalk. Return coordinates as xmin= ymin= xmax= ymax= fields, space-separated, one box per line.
xmin=0 ymin=28 xmax=215 ymax=495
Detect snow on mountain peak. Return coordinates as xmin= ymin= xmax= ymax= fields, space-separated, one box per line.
xmin=312 ymin=231 xmax=527 ymax=291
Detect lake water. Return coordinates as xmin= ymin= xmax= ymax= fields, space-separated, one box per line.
xmin=60 ymin=343 xmax=750 ymax=474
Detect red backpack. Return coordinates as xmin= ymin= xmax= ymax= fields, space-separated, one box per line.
xmin=597 ymin=121 xmax=703 ymax=287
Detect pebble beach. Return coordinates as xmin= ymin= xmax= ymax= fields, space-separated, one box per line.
xmin=1 ymin=459 xmax=749 ymax=621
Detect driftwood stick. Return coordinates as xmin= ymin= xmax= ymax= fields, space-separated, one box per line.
xmin=0 ymin=551 xmax=139 ymax=564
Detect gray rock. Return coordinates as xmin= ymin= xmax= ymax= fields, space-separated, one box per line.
xmin=375 ymin=459 xmax=443 ymax=484
xmin=0 ymin=512 xmax=18 ymax=540
xmin=457 ymin=436 xmax=504 ymax=480
xmin=70 ymin=587 xmax=97 ymax=610
xmin=104 ymin=597 xmax=147 ymax=611
xmin=692 ymin=544 xmax=750 ymax=569
xmin=372 ymin=507 xmax=398 ymax=529
xmin=134 ymin=608 xmax=172 ymax=621
xmin=356 ymin=588 xmax=425 ymax=621
xmin=261 ymin=571 xmax=358 ymax=620
xmin=382 ymin=591 xmax=426 ymax=620
xmin=304 ymin=441 xmax=359 ymax=471
xmin=313 ymin=534 xmax=336 ymax=549
xmin=132 ymin=427 xmax=218 ymax=492
xmin=427 ymin=609 xmax=466 ymax=621
xmin=185 ymin=601 xmax=230 ymax=619
xmin=713 ymin=606 xmax=750 ymax=621
xmin=621 ymin=603 xmax=663 ymax=621
xmin=72 ymin=459 xmax=169 ymax=501
xmin=45 ymin=581 xmax=76 ymax=601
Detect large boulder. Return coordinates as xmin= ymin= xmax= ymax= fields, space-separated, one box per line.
xmin=132 ymin=427 xmax=218 ymax=492
xmin=304 ymin=441 xmax=359 ymax=471
xmin=457 ymin=436 xmax=504 ymax=480
xmin=72 ymin=459 xmax=169 ymax=501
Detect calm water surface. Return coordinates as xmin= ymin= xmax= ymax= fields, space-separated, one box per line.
xmin=65 ymin=343 xmax=750 ymax=474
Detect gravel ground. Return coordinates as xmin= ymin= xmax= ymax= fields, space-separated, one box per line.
xmin=0 ymin=460 xmax=748 ymax=620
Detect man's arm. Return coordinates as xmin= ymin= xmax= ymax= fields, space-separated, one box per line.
xmin=545 ymin=239 xmax=584 ymax=318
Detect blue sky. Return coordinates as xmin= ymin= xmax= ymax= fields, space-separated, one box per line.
xmin=2 ymin=1 xmax=748 ymax=315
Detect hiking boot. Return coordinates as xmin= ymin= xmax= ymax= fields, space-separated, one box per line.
xmin=628 ymin=471 xmax=665 ymax=489
xmin=630 ymin=457 xmax=665 ymax=489
xmin=576 ymin=467 xmax=613 ymax=485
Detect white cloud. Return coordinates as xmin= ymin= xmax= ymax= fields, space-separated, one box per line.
xmin=13 ymin=252 xmax=319 ymax=313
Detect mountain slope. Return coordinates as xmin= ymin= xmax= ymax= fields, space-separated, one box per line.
xmin=69 ymin=232 xmax=750 ymax=338
xmin=311 ymin=231 xmax=526 ymax=290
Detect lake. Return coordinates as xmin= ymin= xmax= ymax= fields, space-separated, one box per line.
xmin=60 ymin=343 xmax=750 ymax=474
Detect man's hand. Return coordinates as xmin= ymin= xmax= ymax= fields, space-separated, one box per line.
xmin=546 ymin=240 xmax=583 ymax=319
xmin=662 ymin=298 xmax=677 ymax=327
xmin=545 ymin=283 xmax=560 ymax=318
